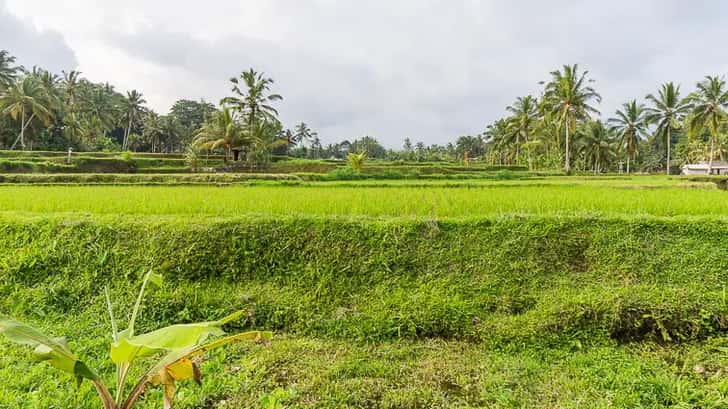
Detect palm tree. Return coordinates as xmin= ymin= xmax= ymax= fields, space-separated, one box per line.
xmin=578 ymin=121 xmax=617 ymax=173
xmin=506 ymin=95 xmax=539 ymax=168
xmin=542 ymin=64 xmax=602 ymax=172
xmin=193 ymin=107 xmax=241 ymax=161
xmin=689 ymin=76 xmax=728 ymax=174
xmin=0 ymin=76 xmax=53 ymax=150
xmin=293 ymin=122 xmax=316 ymax=146
xmin=248 ymin=119 xmax=287 ymax=164
xmin=122 ymin=90 xmax=146 ymax=150
xmin=607 ymin=100 xmax=649 ymax=173
xmin=85 ymin=87 xmax=119 ymax=133
xmin=645 ymin=82 xmax=692 ymax=175
xmin=484 ymin=119 xmax=513 ymax=164
xmin=0 ymin=50 xmax=22 ymax=93
xmin=221 ymin=69 xmax=282 ymax=133
xmin=62 ymin=70 xmax=81 ymax=112
xmin=143 ymin=112 xmax=163 ymax=153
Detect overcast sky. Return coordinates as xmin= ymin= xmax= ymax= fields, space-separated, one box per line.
xmin=2 ymin=0 xmax=728 ymax=147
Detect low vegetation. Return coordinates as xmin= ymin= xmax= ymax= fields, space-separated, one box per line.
xmin=0 ymin=183 xmax=725 ymax=217
xmin=0 ymin=270 xmax=271 ymax=409
xmin=3 ymin=212 xmax=728 ymax=407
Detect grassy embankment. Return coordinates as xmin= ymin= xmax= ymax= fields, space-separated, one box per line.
xmin=2 ymin=182 xmax=728 ymax=407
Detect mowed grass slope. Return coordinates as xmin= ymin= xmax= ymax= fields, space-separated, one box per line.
xmin=0 ymin=182 xmax=725 ymax=217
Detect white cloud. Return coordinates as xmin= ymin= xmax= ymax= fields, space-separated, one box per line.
xmin=4 ymin=0 xmax=728 ymax=147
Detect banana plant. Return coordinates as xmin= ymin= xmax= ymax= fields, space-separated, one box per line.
xmin=347 ymin=151 xmax=368 ymax=173
xmin=0 ymin=270 xmax=271 ymax=409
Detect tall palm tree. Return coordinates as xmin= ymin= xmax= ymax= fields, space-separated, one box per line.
xmin=506 ymin=95 xmax=539 ymax=167
xmin=542 ymin=64 xmax=602 ymax=172
xmin=0 ymin=76 xmax=53 ymax=150
xmin=221 ymin=69 xmax=282 ymax=133
xmin=122 ymin=90 xmax=146 ymax=150
xmin=0 ymin=50 xmax=22 ymax=93
xmin=607 ymin=100 xmax=649 ymax=173
xmin=85 ymin=87 xmax=119 ymax=133
xmin=62 ymin=70 xmax=82 ymax=112
xmin=142 ymin=112 xmax=163 ymax=153
xmin=689 ymin=76 xmax=728 ymax=174
xmin=645 ymin=83 xmax=692 ymax=175
xmin=293 ymin=122 xmax=316 ymax=146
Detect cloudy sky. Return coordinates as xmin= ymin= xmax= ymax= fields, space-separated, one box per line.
xmin=2 ymin=0 xmax=728 ymax=147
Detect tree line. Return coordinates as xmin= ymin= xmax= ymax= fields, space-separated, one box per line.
xmin=2 ymin=49 xmax=726 ymax=173
xmin=478 ymin=65 xmax=728 ymax=174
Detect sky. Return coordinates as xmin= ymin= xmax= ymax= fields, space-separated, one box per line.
xmin=2 ymin=0 xmax=728 ymax=148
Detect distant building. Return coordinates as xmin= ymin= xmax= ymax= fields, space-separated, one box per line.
xmin=681 ymin=160 xmax=728 ymax=175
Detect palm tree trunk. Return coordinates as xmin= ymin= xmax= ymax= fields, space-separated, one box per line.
xmin=11 ymin=111 xmax=36 ymax=150
xmin=666 ymin=127 xmax=671 ymax=175
xmin=626 ymin=154 xmax=631 ymax=174
xmin=564 ymin=125 xmax=571 ymax=173
xmin=123 ymin=117 xmax=132 ymax=151
xmin=525 ymin=129 xmax=532 ymax=171
xmin=708 ymin=132 xmax=715 ymax=175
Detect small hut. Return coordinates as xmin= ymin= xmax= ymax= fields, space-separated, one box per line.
xmin=681 ymin=161 xmax=728 ymax=175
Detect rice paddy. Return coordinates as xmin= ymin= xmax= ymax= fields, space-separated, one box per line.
xmin=2 ymin=179 xmax=725 ymax=218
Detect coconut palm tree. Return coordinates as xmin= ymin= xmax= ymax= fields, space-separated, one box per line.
xmin=506 ymin=95 xmax=539 ymax=167
xmin=247 ymin=119 xmax=287 ymax=164
xmin=607 ymin=100 xmax=649 ymax=173
xmin=221 ymin=69 xmax=282 ymax=133
xmin=293 ymin=122 xmax=316 ymax=146
xmin=484 ymin=120 xmax=511 ymax=164
xmin=62 ymin=70 xmax=82 ymax=112
xmin=0 ymin=50 xmax=22 ymax=93
xmin=142 ymin=112 xmax=164 ymax=153
xmin=122 ymin=90 xmax=146 ymax=150
xmin=689 ymin=76 xmax=728 ymax=174
xmin=85 ymin=87 xmax=119 ymax=133
xmin=193 ymin=107 xmax=241 ymax=161
xmin=645 ymin=82 xmax=692 ymax=175
xmin=0 ymin=76 xmax=53 ymax=150
xmin=542 ymin=64 xmax=602 ymax=172
xmin=578 ymin=121 xmax=617 ymax=173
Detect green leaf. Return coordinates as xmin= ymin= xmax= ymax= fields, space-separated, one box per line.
xmin=0 ymin=317 xmax=99 ymax=381
xmin=148 ymin=272 xmax=163 ymax=288
xmin=110 ymin=310 xmax=244 ymax=364
xmin=150 ymin=330 xmax=272 ymax=384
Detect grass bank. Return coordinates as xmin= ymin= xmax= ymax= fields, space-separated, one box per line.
xmin=2 ymin=214 xmax=728 ymax=407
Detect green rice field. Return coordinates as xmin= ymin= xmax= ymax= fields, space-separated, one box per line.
xmin=1 ymin=181 xmax=725 ymax=218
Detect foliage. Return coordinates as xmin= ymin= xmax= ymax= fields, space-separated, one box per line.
xmin=688 ymin=76 xmax=728 ymax=172
xmin=645 ymin=83 xmax=693 ymax=173
xmin=541 ymin=64 xmax=602 ymax=172
xmin=346 ymin=151 xmax=367 ymax=172
xmin=0 ymin=270 xmax=271 ymax=408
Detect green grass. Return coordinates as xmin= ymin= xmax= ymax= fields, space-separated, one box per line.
xmin=0 ymin=183 xmax=724 ymax=217
xmin=4 ymin=332 xmax=728 ymax=408
xmin=3 ymin=214 xmax=728 ymax=407
xmin=3 ymin=178 xmax=728 ymax=408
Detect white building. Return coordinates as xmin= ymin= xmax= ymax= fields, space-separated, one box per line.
xmin=681 ymin=160 xmax=728 ymax=175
